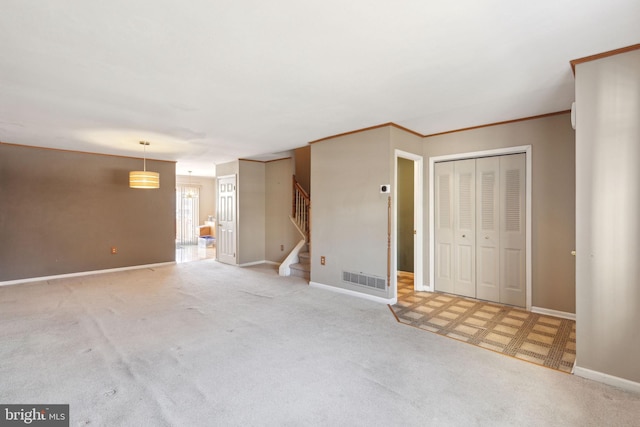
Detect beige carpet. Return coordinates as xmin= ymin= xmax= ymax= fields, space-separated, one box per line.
xmin=2 ymin=262 xmax=638 ymax=426
xmin=391 ymin=272 xmax=576 ymax=373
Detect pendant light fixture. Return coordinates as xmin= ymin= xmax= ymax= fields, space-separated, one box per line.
xmin=186 ymin=171 xmax=197 ymax=199
xmin=129 ymin=141 xmax=160 ymax=189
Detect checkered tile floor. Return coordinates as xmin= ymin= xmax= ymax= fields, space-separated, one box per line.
xmin=391 ymin=272 xmax=576 ymax=373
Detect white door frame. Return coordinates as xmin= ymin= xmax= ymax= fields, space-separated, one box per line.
xmin=393 ymin=150 xmax=424 ymax=298
xmin=428 ymin=145 xmax=532 ymax=310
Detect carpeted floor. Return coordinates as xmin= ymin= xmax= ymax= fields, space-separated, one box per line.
xmin=391 ymin=272 xmax=576 ymax=373
xmin=1 ymin=261 xmax=637 ymax=425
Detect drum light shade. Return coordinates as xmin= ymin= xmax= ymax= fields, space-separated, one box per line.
xmin=129 ymin=171 xmax=160 ymax=188
xmin=129 ymin=141 xmax=160 ymax=189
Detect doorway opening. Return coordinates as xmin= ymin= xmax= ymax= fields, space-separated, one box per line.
xmin=175 ymin=179 xmax=217 ymax=263
xmin=176 ymin=184 xmax=200 ymax=246
xmin=393 ymin=150 xmax=423 ymax=300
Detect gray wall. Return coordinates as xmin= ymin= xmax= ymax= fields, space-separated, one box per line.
xmin=0 ymin=143 xmax=176 ymax=282
xmin=311 ymin=126 xmax=392 ymax=298
xmin=423 ymin=113 xmax=576 ymax=313
xmin=265 ymin=158 xmax=299 ymax=263
xmin=238 ymin=160 xmax=266 ymax=265
xmin=575 ymin=49 xmax=640 ymax=383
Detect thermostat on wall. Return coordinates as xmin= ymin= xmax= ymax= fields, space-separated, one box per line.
xmin=380 ymin=184 xmax=391 ymax=193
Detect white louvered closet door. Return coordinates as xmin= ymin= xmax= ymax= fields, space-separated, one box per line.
xmin=499 ymin=154 xmax=526 ymax=307
xmin=453 ymin=159 xmax=476 ymax=298
xmin=434 ymin=153 xmax=526 ymax=307
xmin=476 ymin=156 xmax=500 ymax=302
xmin=434 ymin=161 xmax=454 ymax=294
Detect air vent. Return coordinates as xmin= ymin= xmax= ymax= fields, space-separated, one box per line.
xmin=342 ymin=271 xmax=386 ymax=290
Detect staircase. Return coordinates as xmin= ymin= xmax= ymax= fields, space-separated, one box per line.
xmin=289 ymin=244 xmax=310 ymax=280
xmin=279 ymin=176 xmax=311 ymax=281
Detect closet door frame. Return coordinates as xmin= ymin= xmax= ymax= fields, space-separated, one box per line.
xmin=428 ymin=145 xmax=532 ymax=310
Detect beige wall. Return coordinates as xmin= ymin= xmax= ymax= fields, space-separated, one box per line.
xmin=311 ymin=127 xmax=393 ymax=298
xmin=265 ymin=158 xmax=299 ymax=263
xmin=309 ymin=119 xmax=575 ymax=310
xmin=0 ymin=143 xmax=176 ymax=282
xmin=216 ymin=160 xmax=239 ymax=178
xmin=238 ymin=160 xmax=266 ymax=265
xmin=390 ymin=126 xmax=423 ymax=155
xmin=216 ymin=158 xmax=298 ymax=266
xmin=423 ymin=113 xmax=576 ymax=313
xmin=294 ymin=146 xmax=311 ymax=195
xmin=575 ymin=49 xmax=640 ymax=384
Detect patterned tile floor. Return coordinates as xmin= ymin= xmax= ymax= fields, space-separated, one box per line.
xmin=391 ymin=272 xmax=576 ymax=373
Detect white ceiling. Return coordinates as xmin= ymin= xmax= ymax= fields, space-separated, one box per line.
xmin=1 ymin=1 xmax=638 ymax=176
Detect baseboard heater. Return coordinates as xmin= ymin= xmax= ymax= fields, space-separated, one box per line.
xmin=342 ymin=271 xmax=386 ymax=290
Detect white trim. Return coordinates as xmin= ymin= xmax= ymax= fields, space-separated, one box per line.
xmin=278 ymin=239 xmax=307 ymax=276
xmin=239 ymin=260 xmax=279 ymax=267
xmin=393 ymin=150 xmax=425 ymax=301
xmin=531 ymin=306 xmax=576 ymax=321
xmin=310 ymin=281 xmax=397 ymax=305
xmin=289 ymin=215 xmax=307 ymax=241
xmin=0 ymin=262 xmax=176 ymax=287
xmin=573 ymin=366 xmax=640 ymax=394
xmin=428 ymin=145 xmax=532 ymax=310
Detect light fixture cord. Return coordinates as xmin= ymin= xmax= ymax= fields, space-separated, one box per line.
xmin=143 ymin=143 xmax=147 ymax=172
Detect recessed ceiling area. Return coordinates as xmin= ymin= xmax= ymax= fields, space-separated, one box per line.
xmin=1 ymin=1 xmax=638 ymax=176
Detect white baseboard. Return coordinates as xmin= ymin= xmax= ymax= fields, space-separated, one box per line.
xmin=0 ymin=262 xmax=176 ymax=287
xmin=310 ymin=281 xmax=396 ymax=305
xmin=573 ymin=366 xmax=640 ymax=394
xmin=531 ymin=306 xmax=576 ymax=320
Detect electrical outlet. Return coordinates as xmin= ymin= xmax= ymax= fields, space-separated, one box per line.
xmin=111 ymin=247 xmax=118 ymax=254
xmin=280 ymin=244 xmax=284 ymax=251
xmin=320 ymin=256 xmax=326 ymax=265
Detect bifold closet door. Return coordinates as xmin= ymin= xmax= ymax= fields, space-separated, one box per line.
xmin=453 ymin=159 xmax=476 ymax=298
xmin=435 ymin=154 xmax=526 ymax=307
xmin=434 ymin=159 xmax=476 ymax=298
xmin=476 ymin=156 xmax=500 ymax=302
xmin=499 ymin=154 xmax=526 ymax=307
xmin=434 ymin=161 xmax=454 ymax=294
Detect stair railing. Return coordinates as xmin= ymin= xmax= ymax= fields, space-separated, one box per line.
xmin=292 ymin=176 xmax=311 ymax=242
